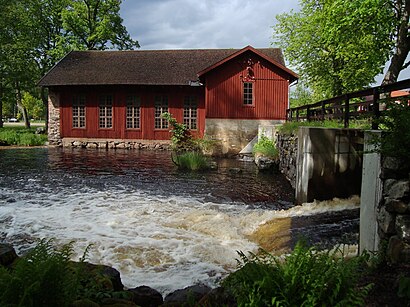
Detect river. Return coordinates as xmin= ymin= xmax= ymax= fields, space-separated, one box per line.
xmin=0 ymin=147 xmax=359 ymax=294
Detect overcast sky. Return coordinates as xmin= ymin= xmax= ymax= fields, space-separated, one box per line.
xmin=120 ymin=0 xmax=299 ymax=50
xmin=120 ymin=0 xmax=409 ymax=82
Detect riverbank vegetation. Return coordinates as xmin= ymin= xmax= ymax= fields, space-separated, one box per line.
xmin=161 ymin=112 xmax=211 ymax=171
xmin=0 ymin=127 xmax=47 ymax=146
xmin=278 ymin=119 xmax=372 ymax=135
xmin=252 ymin=134 xmax=278 ymax=159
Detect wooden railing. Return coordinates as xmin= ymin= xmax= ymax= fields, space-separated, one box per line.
xmin=286 ymin=78 xmax=410 ymax=129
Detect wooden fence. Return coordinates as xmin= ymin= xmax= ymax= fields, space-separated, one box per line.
xmin=286 ymin=78 xmax=410 ymax=129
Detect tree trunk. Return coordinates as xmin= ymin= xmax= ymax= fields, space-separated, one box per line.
xmin=382 ymin=0 xmax=410 ymax=85
xmin=15 ymin=81 xmax=30 ymax=129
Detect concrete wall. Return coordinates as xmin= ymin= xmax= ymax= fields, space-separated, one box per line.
xmin=295 ymin=127 xmax=364 ymax=204
xmin=205 ymin=118 xmax=283 ymax=156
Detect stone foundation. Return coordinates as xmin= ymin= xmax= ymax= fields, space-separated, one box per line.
xmin=62 ymin=138 xmax=170 ymax=150
xmin=47 ymin=91 xmax=61 ymax=145
xmin=205 ymin=118 xmax=284 ymax=156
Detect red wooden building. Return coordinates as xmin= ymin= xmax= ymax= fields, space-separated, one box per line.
xmin=39 ymin=46 xmax=298 ymax=154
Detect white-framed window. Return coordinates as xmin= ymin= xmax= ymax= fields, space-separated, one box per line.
xmin=72 ymin=94 xmax=86 ymax=128
xmin=154 ymin=96 xmax=168 ymax=129
xmin=126 ymin=95 xmax=141 ymax=129
xmin=183 ymin=96 xmax=197 ymax=130
xmin=243 ymin=82 xmax=254 ymax=105
xmin=99 ymin=95 xmax=113 ymax=128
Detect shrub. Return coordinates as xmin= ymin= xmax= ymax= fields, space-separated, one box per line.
xmin=222 ymin=241 xmax=372 ymax=306
xmin=0 ymin=127 xmax=47 ymax=146
xmin=378 ymin=101 xmax=410 ymax=167
xmin=161 ymin=112 xmax=198 ymax=152
xmin=0 ymin=239 xmax=78 ymax=307
xmin=253 ymin=135 xmax=278 ymax=159
xmin=171 ymin=151 xmax=209 ymax=171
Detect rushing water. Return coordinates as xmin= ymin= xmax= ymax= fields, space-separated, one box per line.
xmin=0 ymin=148 xmax=359 ymax=294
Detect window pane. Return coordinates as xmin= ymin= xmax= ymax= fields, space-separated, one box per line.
xmin=243 ymin=82 xmax=253 ymax=105
xmin=72 ymin=95 xmax=86 ymax=128
xmin=126 ymin=95 xmax=141 ymax=129
xmin=154 ymin=96 xmax=168 ymax=129
xmin=99 ymin=95 xmax=113 ymax=128
xmin=183 ymin=96 xmax=197 ymax=129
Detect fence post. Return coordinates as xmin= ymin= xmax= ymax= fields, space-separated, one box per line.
xmin=344 ymin=95 xmax=349 ymax=128
xmin=306 ymin=106 xmax=310 ymax=121
xmin=372 ymin=88 xmax=380 ymax=130
xmin=321 ymin=101 xmax=325 ymax=120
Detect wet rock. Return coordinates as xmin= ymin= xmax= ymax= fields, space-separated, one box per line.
xmin=385 ymin=198 xmax=410 ymax=214
xmin=0 ymin=243 xmax=18 ymax=266
xmin=209 ymin=161 xmax=218 ymax=170
xmin=100 ymin=297 xmax=136 ymax=306
xmin=396 ymin=215 xmax=410 ymax=243
xmin=228 ymin=167 xmax=242 ymax=174
xmin=164 ymin=284 xmax=211 ymax=306
xmin=198 ymin=286 xmax=236 ymax=306
xmin=128 ymin=285 xmax=163 ymax=307
xmin=73 ymin=262 xmax=124 ymax=291
xmin=377 ymin=206 xmax=396 ymax=234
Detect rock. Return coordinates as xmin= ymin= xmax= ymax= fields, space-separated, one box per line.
xmin=73 ymin=262 xmax=124 ymax=292
xmin=396 ymin=215 xmax=410 ymax=243
xmin=377 ymin=206 xmax=396 ymax=235
xmin=0 ymin=243 xmax=18 ymax=266
xmin=73 ymin=141 xmax=82 ymax=147
xmin=228 ymin=168 xmax=242 ymax=174
xmin=385 ymin=198 xmax=410 ymax=214
xmin=100 ymin=297 xmax=136 ymax=306
xmin=35 ymin=127 xmax=46 ymax=135
xmin=384 ymin=179 xmax=409 ymax=200
xmin=87 ymin=143 xmax=98 ymax=148
xmin=254 ymin=153 xmax=279 ymax=171
xmin=164 ymin=284 xmax=211 ymax=305
xmin=209 ymin=161 xmax=218 ymax=170
xmin=128 ymin=285 xmax=163 ymax=307
xmin=387 ymin=236 xmax=404 ymax=264
xmin=198 ymin=286 xmax=236 ymax=306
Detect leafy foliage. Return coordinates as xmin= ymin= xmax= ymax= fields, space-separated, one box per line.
xmin=223 ymin=241 xmax=372 ymax=307
xmin=378 ymin=101 xmax=410 ymax=167
xmin=273 ymin=0 xmax=394 ymax=98
xmin=0 ymin=239 xmax=78 ymax=307
xmin=161 ymin=112 xmax=198 ymax=152
xmin=253 ymin=135 xmax=278 ymax=159
xmin=0 ymin=127 xmax=48 ymax=146
xmin=278 ymin=120 xmax=371 ymax=135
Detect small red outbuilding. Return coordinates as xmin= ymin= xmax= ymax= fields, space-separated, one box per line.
xmin=39 ymin=45 xmax=298 ymax=154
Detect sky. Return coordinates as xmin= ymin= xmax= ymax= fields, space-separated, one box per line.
xmin=119 ymin=0 xmax=409 ymax=83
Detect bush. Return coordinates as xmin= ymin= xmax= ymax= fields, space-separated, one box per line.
xmin=171 ymin=151 xmax=209 ymax=171
xmin=222 ymin=241 xmax=372 ymax=306
xmin=0 ymin=239 xmax=78 ymax=307
xmin=378 ymin=101 xmax=410 ymax=167
xmin=0 ymin=127 xmax=47 ymax=146
xmin=253 ymin=135 xmax=278 ymax=159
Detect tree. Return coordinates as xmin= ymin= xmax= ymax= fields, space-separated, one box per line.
xmin=290 ymin=81 xmax=315 ymax=108
xmin=273 ymin=0 xmax=394 ymax=98
xmin=62 ymin=0 xmax=139 ymax=50
xmin=382 ymin=0 xmax=410 ymax=84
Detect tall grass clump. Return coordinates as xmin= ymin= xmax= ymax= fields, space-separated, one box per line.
xmin=171 ymin=151 xmax=209 ymax=171
xmin=278 ymin=119 xmax=371 ymax=135
xmin=0 ymin=127 xmax=47 ymax=146
xmin=252 ymin=134 xmax=278 ymax=159
xmin=223 ymin=241 xmax=372 ymax=306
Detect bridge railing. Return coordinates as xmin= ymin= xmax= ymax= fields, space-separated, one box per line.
xmin=286 ymin=78 xmax=410 ymax=129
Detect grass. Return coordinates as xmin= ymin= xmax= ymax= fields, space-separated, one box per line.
xmin=171 ymin=151 xmax=209 ymax=171
xmin=279 ymin=119 xmax=372 ymax=135
xmin=253 ymin=135 xmax=278 ymax=159
xmin=0 ymin=127 xmax=47 ymax=146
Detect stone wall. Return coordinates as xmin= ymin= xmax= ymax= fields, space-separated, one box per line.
xmin=62 ymin=138 xmax=170 ymax=150
xmin=48 ymin=91 xmax=61 ymax=145
xmin=276 ymin=133 xmax=298 ymax=189
xmin=377 ymin=157 xmax=410 ymax=263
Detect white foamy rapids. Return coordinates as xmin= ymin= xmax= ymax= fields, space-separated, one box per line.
xmin=0 ymin=186 xmax=360 ymax=295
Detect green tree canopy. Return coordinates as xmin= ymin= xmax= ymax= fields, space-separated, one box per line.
xmin=273 ymin=0 xmax=394 ymax=98
xmin=62 ymin=0 xmax=139 ymax=50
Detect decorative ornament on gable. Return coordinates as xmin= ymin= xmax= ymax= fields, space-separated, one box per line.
xmin=241 ymin=58 xmax=258 ymax=82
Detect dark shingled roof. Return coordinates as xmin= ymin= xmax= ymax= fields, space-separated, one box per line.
xmin=38 ymin=47 xmax=289 ymax=87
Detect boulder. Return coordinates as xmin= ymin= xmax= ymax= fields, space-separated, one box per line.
xmin=0 ymin=243 xmax=18 ymax=266
xmin=377 ymin=206 xmax=396 ymax=235
xmin=127 ymin=285 xmax=163 ymax=307
xmin=198 ymin=286 xmax=236 ymax=306
xmin=164 ymin=284 xmax=211 ymax=305
xmin=254 ymin=154 xmax=279 ymax=171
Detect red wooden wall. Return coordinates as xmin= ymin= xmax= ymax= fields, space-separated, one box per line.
xmin=204 ymin=51 xmax=290 ymax=120
xmin=58 ymin=85 xmax=205 ymax=140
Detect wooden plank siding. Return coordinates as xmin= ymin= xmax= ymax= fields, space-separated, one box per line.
xmin=204 ymin=52 xmax=290 ymax=120
xmin=58 ymin=85 xmax=205 ymax=140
